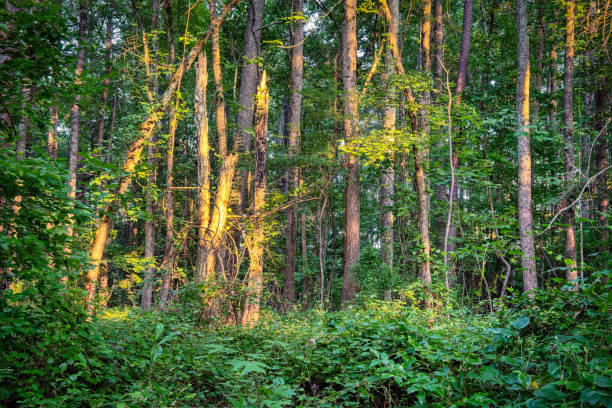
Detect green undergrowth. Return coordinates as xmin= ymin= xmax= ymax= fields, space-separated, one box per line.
xmin=2 ymin=276 xmax=611 ymax=407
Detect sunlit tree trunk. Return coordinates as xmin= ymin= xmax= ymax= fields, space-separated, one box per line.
xmin=283 ymin=0 xmax=304 ymax=308
xmin=561 ymin=0 xmax=578 ymax=289
xmin=195 ymin=54 xmax=211 ymax=284
xmin=243 ymin=71 xmax=269 ymax=326
xmin=48 ymin=104 xmax=58 ymax=159
xmin=379 ymin=0 xmax=398 ymax=273
xmin=516 ymin=0 xmax=537 ymax=294
xmin=211 ymin=0 xmax=228 ymax=160
xmin=341 ymin=0 xmax=360 ymax=303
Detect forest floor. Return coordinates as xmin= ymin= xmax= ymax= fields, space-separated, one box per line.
xmin=90 ymin=286 xmax=611 ymax=407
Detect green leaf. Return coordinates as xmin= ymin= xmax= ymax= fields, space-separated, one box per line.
xmin=155 ymin=323 xmax=164 ymax=341
xmin=510 ymin=317 xmax=530 ymax=331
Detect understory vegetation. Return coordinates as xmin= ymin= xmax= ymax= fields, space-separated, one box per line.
xmin=2 ymin=278 xmax=611 ymax=407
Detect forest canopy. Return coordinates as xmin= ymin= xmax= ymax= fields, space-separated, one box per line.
xmin=0 ymin=0 xmax=610 ymax=406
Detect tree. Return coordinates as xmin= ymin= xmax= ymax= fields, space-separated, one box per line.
xmin=282 ymin=0 xmax=304 ymax=309
xmin=515 ymin=0 xmax=537 ymax=294
xmin=341 ymin=0 xmax=360 ymax=302
xmin=562 ymin=0 xmax=578 ymax=289
xmin=243 ymin=71 xmax=269 ymax=326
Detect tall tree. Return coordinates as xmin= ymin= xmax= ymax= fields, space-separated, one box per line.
xmin=195 ymin=54 xmax=211 ymax=283
xmin=282 ymin=0 xmax=304 ymax=308
xmin=379 ymin=0 xmax=398 ymax=271
xmin=243 ymin=71 xmax=269 ymax=326
xmin=95 ymin=3 xmax=114 ymax=152
xmin=416 ymin=0 xmax=432 ymax=285
xmin=158 ymin=0 xmax=178 ymax=308
xmin=515 ymin=0 xmax=537 ymax=294
xmin=68 ymin=0 xmax=89 ymax=202
xmin=341 ymin=0 xmax=360 ymax=302
xmin=455 ymin=0 xmax=473 ymax=97
xmin=141 ymin=0 xmax=161 ymax=310
xmin=562 ymin=0 xmax=578 ymax=289
xmin=236 ymin=0 xmax=265 ymax=212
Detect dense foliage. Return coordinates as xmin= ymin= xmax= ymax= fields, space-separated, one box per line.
xmin=1 ymin=0 xmax=610 ymax=405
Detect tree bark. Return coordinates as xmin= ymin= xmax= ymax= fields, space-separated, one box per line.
xmin=68 ymin=0 xmax=89 ymax=202
xmin=195 ymin=54 xmax=211 ymax=283
xmin=455 ymin=0 xmax=472 ymax=96
xmin=341 ymin=0 xmax=360 ymax=303
xmin=562 ymin=0 xmax=578 ymax=289
xmin=95 ymin=3 xmax=113 ymax=153
xmin=141 ymin=0 xmax=161 ymax=310
xmin=380 ymin=0 xmax=398 ymax=271
xmin=236 ymin=0 xmax=265 ymax=212
xmin=48 ymin=104 xmax=58 ymax=159
xmin=432 ymin=0 xmax=443 ymax=90
xmin=416 ymin=0 xmax=432 ymax=285
xmin=516 ymin=0 xmax=537 ymax=294
xmin=243 ymin=71 xmax=268 ymax=326
xmin=282 ymin=0 xmax=304 ymax=308
xmin=87 ymin=0 xmax=241 ymax=308
xmin=158 ymin=0 xmax=178 ymax=308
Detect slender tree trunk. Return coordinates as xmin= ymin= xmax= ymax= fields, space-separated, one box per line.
xmin=141 ymin=0 xmax=161 ymax=310
xmin=243 ymin=71 xmax=269 ymax=326
xmin=158 ymin=0 xmax=178 ymax=308
xmin=236 ymin=0 xmax=265 ymax=212
xmin=516 ymin=0 xmax=537 ymax=294
xmin=87 ymin=0 xmax=241 ymax=308
xmin=455 ymin=0 xmax=472 ymax=96
xmin=432 ymin=0 xmax=443 ymax=90
xmin=48 ymin=104 xmax=58 ymax=159
xmin=593 ymin=90 xmax=609 ymax=250
xmin=95 ymin=3 xmax=113 ymax=152
xmin=380 ymin=0 xmax=398 ymax=272
xmin=282 ymin=0 xmax=304 ymax=308
xmin=561 ymin=0 xmax=578 ymax=289
xmin=195 ymin=54 xmax=211 ymax=283
xmin=211 ymin=0 xmax=228 ymax=160
xmin=416 ymin=0 xmax=432 ymax=285
xmin=341 ymin=0 xmax=360 ymax=303
xmin=68 ymin=0 xmax=89 ymax=202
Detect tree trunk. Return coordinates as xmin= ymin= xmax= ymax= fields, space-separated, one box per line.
xmin=561 ymin=0 xmax=578 ymax=289
xmin=48 ymin=104 xmax=58 ymax=159
xmin=236 ymin=0 xmax=265 ymax=212
xmin=141 ymin=0 xmax=161 ymax=310
xmin=380 ymin=0 xmax=398 ymax=271
xmin=243 ymin=71 xmax=269 ymax=326
xmin=95 ymin=3 xmax=113 ymax=152
xmin=416 ymin=0 xmax=432 ymax=285
xmin=158 ymin=0 xmax=178 ymax=308
xmin=341 ymin=0 xmax=360 ymax=303
xmin=455 ymin=0 xmax=473 ymax=96
xmin=593 ymin=90 xmax=609 ymax=251
xmin=87 ymin=0 xmax=241 ymax=308
xmin=516 ymin=0 xmax=537 ymax=294
xmin=282 ymin=0 xmax=304 ymax=308
xmin=432 ymin=0 xmax=443 ymax=90
xmin=211 ymin=0 xmax=228 ymax=160
xmin=68 ymin=0 xmax=89 ymax=202
xmin=195 ymin=53 xmax=211 ymax=283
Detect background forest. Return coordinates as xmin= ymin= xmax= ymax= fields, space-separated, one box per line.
xmin=0 ymin=0 xmax=610 ymax=406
